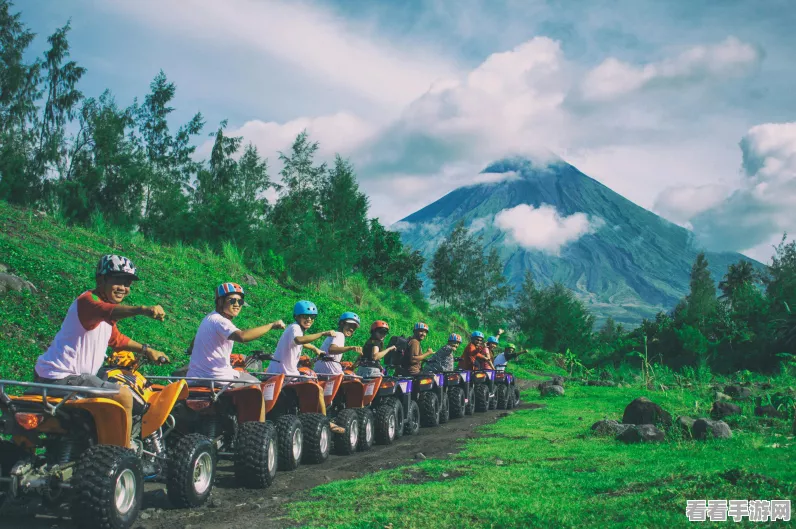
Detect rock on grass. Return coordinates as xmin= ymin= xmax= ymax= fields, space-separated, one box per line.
xmin=616 ymin=424 xmax=665 ymax=444
xmin=692 ymin=419 xmax=732 ymax=440
xmin=540 ymin=384 xmax=564 ymax=397
xmin=710 ymin=401 xmax=742 ymax=420
xmin=622 ymin=397 xmax=672 ymax=428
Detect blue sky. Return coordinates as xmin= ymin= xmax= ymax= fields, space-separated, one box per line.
xmin=18 ymin=0 xmax=796 ymax=261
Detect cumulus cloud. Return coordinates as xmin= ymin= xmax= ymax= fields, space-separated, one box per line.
xmin=468 ymin=171 xmax=522 ymax=186
xmin=579 ymin=37 xmax=761 ymax=102
xmin=690 ymin=122 xmax=796 ymax=252
xmin=653 ymin=184 xmax=732 ymax=227
xmin=468 ymin=216 xmax=491 ymax=233
xmin=494 ymin=204 xmax=602 ymax=254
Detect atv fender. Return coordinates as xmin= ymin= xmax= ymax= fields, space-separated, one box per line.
xmin=142 ymin=380 xmax=188 ymax=438
xmin=320 ymin=374 xmax=344 ymax=407
xmin=66 ymin=398 xmax=129 ymax=446
xmin=261 ymin=375 xmax=285 ymax=414
xmin=361 ymin=377 xmax=382 ymax=407
xmin=287 ymin=382 xmax=324 ymax=414
xmin=340 ymin=379 xmax=365 ymax=408
xmin=227 ymin=384 xmax=266 ymax=422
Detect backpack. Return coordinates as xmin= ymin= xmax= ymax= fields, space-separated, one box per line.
xmin=385 ymin=335 xmax=412 ymax=368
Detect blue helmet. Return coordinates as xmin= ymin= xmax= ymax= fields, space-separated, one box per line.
xmin=414 ymin=322 xmax=429 ymax=332
xmin=339 ymin=311 xmax=361 ymax=327
xmin=471 ymin=331 xmax=485 ymax=339
xmin=293 ymin=300 xmax=318 ymax=316
xmin=487 ymin=336 xmax=499 ymax=345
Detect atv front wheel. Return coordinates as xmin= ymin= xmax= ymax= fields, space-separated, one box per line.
xmin=332 ymin=409 xmax=359 ymax=456
xmin=439 ymin=392 xmax=450 ymax=424
xmin=496 ymin=384 xmax=509 ymax=409
xmin=234 ymin=421 xmax=277 ymax=488
xmin=390 ymin=398 xmax=405 ymax=439
xmin=404 ymin=400 xmax=420 ymax=436
xmin=448 ymin=387 xmax=465 ymax=419
xmin=474 ymin=384 xmax=489 ymax=412
xmin=275 ymin=415 xmax=303 ymax=471
xmin=300 ymin=413 xmax=331 ymax=464
xmin=512 ymin=386 xmax=521 ymax=407
xmin=488 ymin=389 xmax=498 ymax=410
xmin=70 ymin=445 xmax=143 ymax=529
xmin=419 ymin=392 xmax=439 ymax=427
xmin=166 ymin=433 xmax=216 ymax=508
xmin=465 ymin=386 xmax=475 ymax=415
xmin=374 ymin=404 xmax=396 ymax=445
xmin=356 ymin=408 xmax=375 ymax=451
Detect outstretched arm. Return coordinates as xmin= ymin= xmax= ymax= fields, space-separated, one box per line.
xmin=229 ymin=320 xmax=286 ymax=343
xmin=295 ymin=330 xmax=336 ymax=345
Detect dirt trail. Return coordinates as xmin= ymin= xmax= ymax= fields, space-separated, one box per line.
xmin=15 ymin=381 xmax=542 ymax=529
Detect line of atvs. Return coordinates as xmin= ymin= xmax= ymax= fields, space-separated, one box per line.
xmin=0 ymin=350 xmax=521 ymax=529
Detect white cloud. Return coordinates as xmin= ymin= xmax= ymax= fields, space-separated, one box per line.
xmin=580 ymin=37 xmax=761 ymax=102
xmin=691 ymin=122 xmax=796 ymax=252
xmin=468 ymin=171 xmax=522 ymax=185
xmin=197 ymin=113 xmax=375 ymax=162
xmin=652 ymin=184 xmax=732 ymax=227
xmin=99 ymin=0 xmax=457 ymax=108
xmin=494 ymin=204 xmax=602 ymax=254
xmin=468 ymin=216 xmax=491 ymax=233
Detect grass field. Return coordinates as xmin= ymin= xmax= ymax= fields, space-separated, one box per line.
xmin=285 ymin=381 xmax=795 ymax=528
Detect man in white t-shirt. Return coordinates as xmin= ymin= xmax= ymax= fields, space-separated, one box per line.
xmin=314 ymin=311 xmax=363 ymax=375
xmin=34 ymin=254 xmax=169 ymax=446
xmin=265 ymin=300 xmax=336 ymax=377
xmin=186 ymin=282 xmax=285 ymax=385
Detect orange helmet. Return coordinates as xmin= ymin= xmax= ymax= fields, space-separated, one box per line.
xmin=371 ymin=320 xmax=389 ymax=332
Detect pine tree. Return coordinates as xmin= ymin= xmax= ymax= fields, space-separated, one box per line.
xmin=685 ymin=252 xmax=718 ymax=332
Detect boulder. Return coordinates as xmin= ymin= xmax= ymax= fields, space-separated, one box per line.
xmin=550 ymin=376 xmax=565 ymax=387
xmin=616 ymin=424 xmax=665 ymax=444
xmin=591 ymin=420 xmax=624 ymax=437
xmin=622 ymin=397 xmax=673 ymax=428
xmin=540 ymin=384 xmax=565 ymax=397
xmin=242 ymin=273 xmax=258 ymax=286
xmin=587 ymin=380 xmax=617 ymax=387
xmin=754 ymin=405 xmax=786 ymax=419
xmin=0 ymin=273 xmax=37 ymax=294
xmin=675 ymin=416 xmax=696 ymax=437
xmin=692 ymin=419 xmax=732 ymax=440
xmin=714 ymin=392 xmax=732 ymax=402
xmin=724 ymin=385 xmax=752 ymax=401
xmin=710 ymin=401 xmax=742 ymax=420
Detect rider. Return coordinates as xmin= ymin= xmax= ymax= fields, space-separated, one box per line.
xmin=355 ymin=320 xmax=397 ymax=378
xmin=186 ymin=282 xmax=285 ymax=385
xmin=314 ymin=312 xmax=363 ymax=375
xmin=34 ymin=255 xmax=169 ymax=445
xmin=495 ymin=343 xmax=525 ymax=367
xmin=424 ymin=333 xmax=463 ymax=372
xmin=481 ymin=336 xmax=500 ymax=370
xmin=457 ymin=331 xmax=491 ymax=371
xmin=401 ymin=322 xmax=435 ymax=376
xmin=265 ymin=300 xmax=336 ymax=377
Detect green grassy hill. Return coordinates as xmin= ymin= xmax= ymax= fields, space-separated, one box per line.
xmin=0 ymin=201 xmax=464 ymax=382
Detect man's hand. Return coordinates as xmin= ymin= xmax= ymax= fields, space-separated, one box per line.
xmin=497 ymin=328 xmax=504 ymax=335
xmin=146 ymin=348 xmax=170 ymax=364
xmin=323 ymin=330 xmax=337 ymax=337
xmin=350 ymin=346 xmax=363 ymax=354
xmin=145 ymin=305 xmax=166 ymax=321
xmin=272 ymin=319 xmax=286 ymax=330
xmin=426 ymin=347 xmax=434 ymax=354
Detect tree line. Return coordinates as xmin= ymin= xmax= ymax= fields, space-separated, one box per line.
xmin=0 ymin=1 xmax=422 ymax=293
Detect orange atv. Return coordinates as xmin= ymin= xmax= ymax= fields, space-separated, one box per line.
xmin=248 ymin=354 xmax=333 ymax=471
xmin=149 ymin=351 xmax=279 ymax=489
xmin=0 ymin=354 xmax=216 ymax=529
xmin=315 ymin=357 xmax=378 ymax=455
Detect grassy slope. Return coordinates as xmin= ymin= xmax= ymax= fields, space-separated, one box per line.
xmin=0 ymin=201 xmax=459 ymax=381
xmin=287 ymin=383 xmax=795 ymax=528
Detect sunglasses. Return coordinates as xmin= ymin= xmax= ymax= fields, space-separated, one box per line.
xmin=375 ymin=329 xmax=389 ymax=334
xmin=226 ymin=298 xmax=244 ymax=306
xmin=298 ymin=314 xmax=316 ymax=320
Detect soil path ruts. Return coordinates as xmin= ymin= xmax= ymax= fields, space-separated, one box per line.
xmin=17 ymin=380 xmax=542 ymax=529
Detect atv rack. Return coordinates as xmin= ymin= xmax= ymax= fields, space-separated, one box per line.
xmin=147 ymin=376 xmax=253 ymax=402
xmin=0 ymin=379 xmax=119 ymax=415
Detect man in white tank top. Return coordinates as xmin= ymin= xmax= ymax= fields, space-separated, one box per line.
xmin=34 ymin=255 xmax=170 ymax=446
